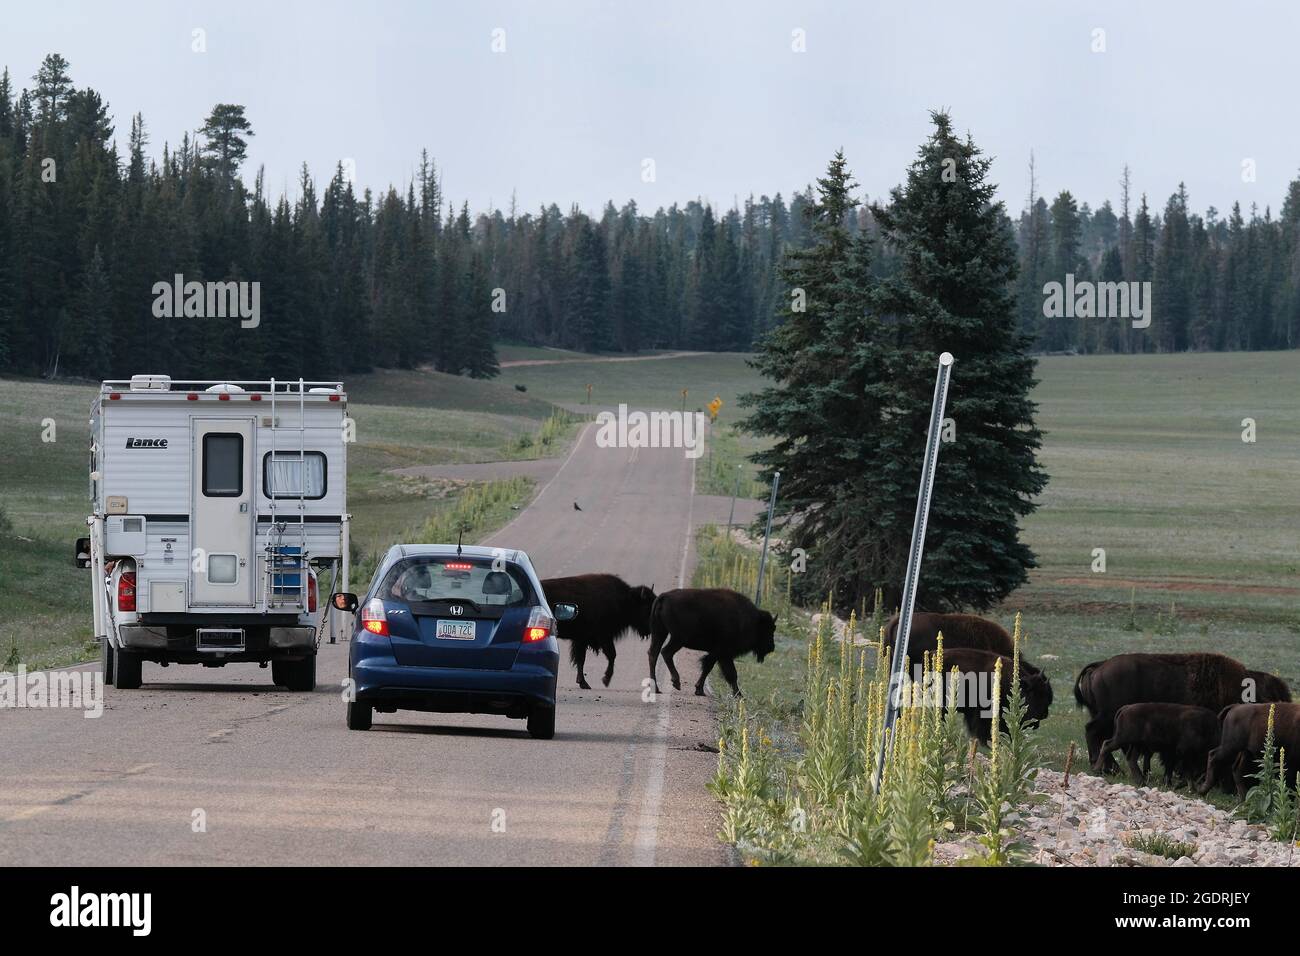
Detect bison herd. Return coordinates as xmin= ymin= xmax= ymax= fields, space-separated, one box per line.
xmin=1074 ymin=651 xmax=1293 ymax=795
xmin=544 ymin=578 xmax=1294 ymax=800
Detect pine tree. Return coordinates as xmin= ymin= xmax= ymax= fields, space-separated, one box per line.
xmin=1046 ymin=190 xmax=1081 ymax=351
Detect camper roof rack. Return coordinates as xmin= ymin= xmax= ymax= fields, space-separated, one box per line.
xmin=102 ymin=378 xmax=345 ymax=396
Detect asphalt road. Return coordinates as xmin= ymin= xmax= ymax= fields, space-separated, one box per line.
xmin=0 ymin=422 xmax=733 ymax=866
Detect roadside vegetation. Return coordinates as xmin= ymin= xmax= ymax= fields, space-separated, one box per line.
xmin=702 ymin=555 xmax=1045 ymax=865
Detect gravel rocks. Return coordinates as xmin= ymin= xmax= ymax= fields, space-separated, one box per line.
xmin=941 ymin=768 xmax=1300 ymax=867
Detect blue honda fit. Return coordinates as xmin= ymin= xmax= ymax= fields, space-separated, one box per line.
xmin=333 ymin=544 xmax=575 ymax=739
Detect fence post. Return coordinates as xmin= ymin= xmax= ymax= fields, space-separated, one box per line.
xmin=873 ymin=351 xmax=954 ymax=790
xmin=726 ymin=464 xmax=742 ymax=535
xmin=754 ymin=470 xmax=781 ymax=607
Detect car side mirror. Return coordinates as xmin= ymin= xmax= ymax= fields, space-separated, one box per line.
xmin=75 ymin=537 xmax=92 ymax=569
xmin=332 ymin=592 xmax=359 ymax=613
xmin=553 ymin=602 xmax=578 ymax=622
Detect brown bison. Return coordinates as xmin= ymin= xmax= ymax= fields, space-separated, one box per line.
xmin=884 ymin=611 xmax=1017 ymax=658
xmin=541 ymin=574 xmax=656 ymax=689
xmin=1072 ymin=652 xmax=1289 ymax=772
xmin=1093 ymin=703 xmax=1221 ymax=786
xmin=1201 ymin=703 xmax=1300 ymax=798
xmin=937 ymin=648 xmax=1053 ymax=744
xmin=647 ymin=588 xmax=776 ymax=698
xmin=883 ymin=611 xmax=1043 ymax=679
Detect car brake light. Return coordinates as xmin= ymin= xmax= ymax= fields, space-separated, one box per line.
xmin=361 ymin=598 xmax=388 ymax=636
xmin=118 ymin=571 xmax=136 ymax=612
xmin=308 ymin=574 xmax=317 ymax=613
xmin=443 ymin=562 xmax=473 ymax=571
xmin=524 ymin=606 xmax=552 ymax=643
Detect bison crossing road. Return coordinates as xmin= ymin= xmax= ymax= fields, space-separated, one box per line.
xmin=542 ymin=575 xmax=777 ymax=700
xmin=541 ymin=574 xmax=656 ymax=690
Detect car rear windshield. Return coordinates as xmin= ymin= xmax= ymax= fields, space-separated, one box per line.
xmin=378 ymin=556 xmax=533 ymax=607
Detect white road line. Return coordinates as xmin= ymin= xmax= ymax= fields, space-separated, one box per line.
xmin=632 ymin=440 xmax=697 ymax=866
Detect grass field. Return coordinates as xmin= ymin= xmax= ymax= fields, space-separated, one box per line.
xmin=500 ymin=350 xmax=760 ymax=413
xmin=686 ymin=350 xmax=1300 ymax=807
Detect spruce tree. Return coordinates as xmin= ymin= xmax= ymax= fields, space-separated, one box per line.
xmin=868 ymin=112 xmax=1047 ymax=610
xmin=741 ymin=149 xmax=886 ymax=611
xmin=743 ymin=119 xmax=1049 ymax=615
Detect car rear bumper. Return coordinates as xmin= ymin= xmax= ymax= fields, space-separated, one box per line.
xmin=352 ymin=655 xmax=558 ymax=714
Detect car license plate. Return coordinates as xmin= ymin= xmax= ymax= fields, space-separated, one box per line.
xmin=435 ymin=619 xmax=476 ymax=641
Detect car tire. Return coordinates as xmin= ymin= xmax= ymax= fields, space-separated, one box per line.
xmin=346 ymin=700 xmax=372 ymax=731
xmin=100 ymin=637 xmax=115 ymax=685
xmin=114 ymin=649 xmax=142 ymax=689
xmin=270 ymin=660 xmax=291 ymax=687
xmin=281 ymin=655 xmax=316 ymax=692
xmin=527 ymin=705 xmax=555 ymax=740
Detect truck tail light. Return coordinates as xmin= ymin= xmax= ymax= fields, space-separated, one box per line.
xmin=118 ymin=571 xmax=137 ymax=612
xmin=308 ymin=574 xmax=317 ymax=613
xmin=361 ymin=598 xmax=388 ymax=636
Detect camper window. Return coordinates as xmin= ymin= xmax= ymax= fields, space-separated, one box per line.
xmin=263 ymin=451 xmax=326 ymax=499
xmin=208 ymin=554 xmax=239 ymax=584
xmin=202 ymin=433 xmax=244 ymax=497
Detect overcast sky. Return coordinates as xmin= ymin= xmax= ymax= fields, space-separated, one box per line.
xmin=9 ymin=1 xmax=1299 ymax=219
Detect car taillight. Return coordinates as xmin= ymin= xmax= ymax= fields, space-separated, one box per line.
xmin=361 ymin=598 xmax=388 ymax=636
xmin=308 ymin=574 xmax=317 ymax=613
xmin=523 ymin=606 xmax=552 ymax=643
xmin=118 ymin=571 xmax=137 ymax=612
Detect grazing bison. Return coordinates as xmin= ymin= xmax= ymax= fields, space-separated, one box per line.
xmin=1072 ymin=652 xmax=1288 ymax=772
xmin=647 ymin=588 xmax=776 ymax=698
xmin=883 ymin=611 xmax=1043 ymax=679
xmin=884 ymin=611 xmax=1016 ymax=658
xmin=1093 ymin=703 xmax=1220 ymax=786
xmin=938 ymin=648 xmax=1053 ymax=744
xmin=541 ymin=574 xmax=656 ymax=689
xmin=1202 ymin=703 xmax=1300 ymax=798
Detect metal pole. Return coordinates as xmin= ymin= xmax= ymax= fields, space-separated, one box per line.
xmin=873 ymin=351 xmax=954 ymax=790
xmin=754 ymin=470 xmax=781 ymax=606
xmin=726 ymin=464 xmax=741 ymax=535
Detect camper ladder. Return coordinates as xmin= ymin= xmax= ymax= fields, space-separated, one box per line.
xmin=266 ymin=378 xmax=309 ymax=609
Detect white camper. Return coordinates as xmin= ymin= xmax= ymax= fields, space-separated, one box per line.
xmin=77 ymin=375 xmax=351 ymax=690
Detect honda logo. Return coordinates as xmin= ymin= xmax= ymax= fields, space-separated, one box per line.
xmin=449 ymin=605 xmax=464 ymax=616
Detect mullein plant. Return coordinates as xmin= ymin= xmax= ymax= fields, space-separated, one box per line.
xmin=712 ymin=596 xmax=1044 ymax=865
xmin=962 ymin=614 xmax=1044 ymax=866
xmin=1240 ymin=704 xmax=1294 ymax=836
xmin=710 ymin=701 xmax=792 ymax=860
xmin=798 ymin=607 xmax=867 ymax=806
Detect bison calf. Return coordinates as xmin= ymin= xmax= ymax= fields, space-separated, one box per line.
xmin=1093 ymin=703 xmax=1220 ymax=787
xmin=939 ymin=648 xmax=1053 ymax=745
xmin=1202 ymin=703 xmax=1300 ymax=798
xmin=647 ymin=588 xmax=776 ymax=698
xmin=542 ymin=574 xmax=655 ymax=689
